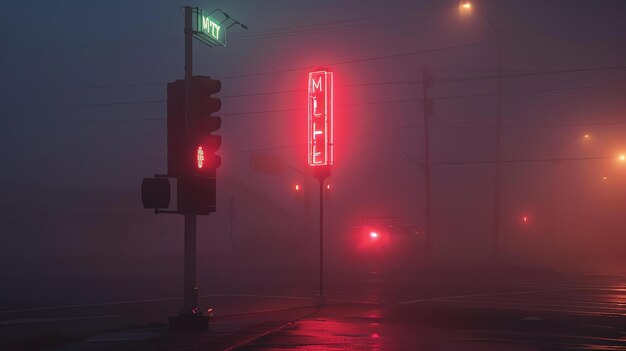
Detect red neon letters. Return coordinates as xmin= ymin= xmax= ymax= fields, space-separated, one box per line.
xmin=308 ymin=70 xmax=333 ymax=167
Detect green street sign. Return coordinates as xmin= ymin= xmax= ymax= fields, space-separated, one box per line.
xmin=194 ymin=9 xmax=225 ymax=47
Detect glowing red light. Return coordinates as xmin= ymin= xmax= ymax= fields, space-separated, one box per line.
xmin=295 ymin=184 xmax=300 ymax=191
xmin=371 ymin=332 xmax=380 ymax=339
xmin=308 ymin=70 xmax=334 ymax=167
xmin=196 ymin=146 xmax=205 ymax=169
xmin=369 ymin=232 xmax=379 ymax=239
xmin=326 ymin=184 xmax=330 ymax=190
xmin=523 ymin=216 xmax=528 ymax=223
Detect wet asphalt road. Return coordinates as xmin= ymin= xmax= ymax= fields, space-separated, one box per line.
xmin=234 ymin=271 xmax=626 ymax=350
xmin=2 ymin=268 xmax=626 ymax=350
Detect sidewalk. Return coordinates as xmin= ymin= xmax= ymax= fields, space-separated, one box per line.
xmin=1 ymin=293 xmax=320 ymax=350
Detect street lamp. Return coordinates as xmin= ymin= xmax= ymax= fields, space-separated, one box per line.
xmin=557 ymin=133 xmax=592 ymax=154
xmin=459 ymin=1 xmax=497 ymax=31
xmin=459 ymin=1 xmax=472 ymax=12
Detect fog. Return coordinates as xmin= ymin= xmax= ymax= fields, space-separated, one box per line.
xmin=1 ymin=0 xmax=626 ymax=310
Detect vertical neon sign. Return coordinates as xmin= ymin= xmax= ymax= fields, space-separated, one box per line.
xmin=308 ymin=70 xmax=334 ymax=167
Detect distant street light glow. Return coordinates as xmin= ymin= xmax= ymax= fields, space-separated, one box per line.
xmin=460 ymin=1 xmax=472 ymax=10
xmin=369 ymin=231 xmax=379 ymax=239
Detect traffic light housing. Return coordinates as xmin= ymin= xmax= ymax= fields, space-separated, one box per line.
xmin=141 ymin=178 xmax=171 ymax=209
xmin=167 ymin=76 xmax=222 ymax=177
xmin=167 ymin=76 xmax=222 ymax=214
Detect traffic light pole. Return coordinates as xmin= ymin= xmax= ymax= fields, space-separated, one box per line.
xmin=183 ymin=214 xmax=197 ymax=312
xmin=153 ymin=5 xmax=244 ymax=332
xmin=183 ymin=6 xmax=198 ymax=315
xmin=168 ymin=6 xmax=207 ymax=331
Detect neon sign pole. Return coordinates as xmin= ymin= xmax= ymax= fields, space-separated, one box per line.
xmin=308 ymin=70 xmax=333 ymax=305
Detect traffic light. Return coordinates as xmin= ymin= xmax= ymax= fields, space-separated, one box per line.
xmin=167 ymin=76 xmax=222 ymax=214
xmin=167 ymin=76 xmax=222 ymax=177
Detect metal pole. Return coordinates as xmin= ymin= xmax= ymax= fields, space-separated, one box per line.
xmin=493 ymin=27 xmax=502 ymax=262
xmin=184 ymin=6 xmax=193 ymax=137
xmin=183 ymin=214 xmax=197 ymax=312
xmin=422 ymin=66 xmax=433 ymax=254
xmin=319 ymin=177 xmax=324 ymax=300
xmin=182 ymin=5 xmax=198 ymax=314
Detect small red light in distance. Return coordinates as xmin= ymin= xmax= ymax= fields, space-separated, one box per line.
xmin=295 ymin=184 xmax=300 ymax=191
xmin=197 ymin=146 xmax=205 ymax=169
xmin=369 ymin=232 xmax=379 ymax=239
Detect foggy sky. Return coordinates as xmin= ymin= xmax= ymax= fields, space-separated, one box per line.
xmin=1 ymin=0 xmax=626 ymax=308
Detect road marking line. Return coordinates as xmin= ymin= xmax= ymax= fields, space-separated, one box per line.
xmin=397 ymin=288 xmax=566 ymax=305
xmin=0 ymin=315 xmax=123 ymax=325
xmin=0 ymin=294 xmax=312 ymax=315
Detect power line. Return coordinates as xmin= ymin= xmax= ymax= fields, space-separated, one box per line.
xmin=401 ymin=120 xmax=626 ymax=130
xmin=61 ymin=64 xmax=622 ymax=101
xmin=226 ymin=143 xmax=304 ymax=154
xmin=50 ymin=40 xmax=484 ymax=91
xmin=437 ymin=65 xmax=626 ymax=83
xmin=431 ymin=155 xmax=609 ymax=165
xmin=229 ymin=4 xmax=442 ymax=40
xmin=60 ymin=82 xmax=166 ymax=90
xmin=33 ymin=117 xmax=164 ymax=125
xmin=44 ymin=100 xmax=164 ymax=108
xmin=229 ymin=18 xmax=415 ymax=42
xmin=32 ymin=81 xmax=617 ymax=122
xmin=217 ymin=40 xmax=490 ymax=79
xmin=221 ymin=83 xmax=607 ymax=117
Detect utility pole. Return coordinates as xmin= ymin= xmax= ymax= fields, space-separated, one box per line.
xmin=493 ymin=11 xmax=503 ymax=263
xmin=421 ymin=65 xmax=434 ymax=255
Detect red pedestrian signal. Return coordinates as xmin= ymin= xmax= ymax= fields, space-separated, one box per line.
xmin=196 ymin=146 xmax=205 ymax=169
